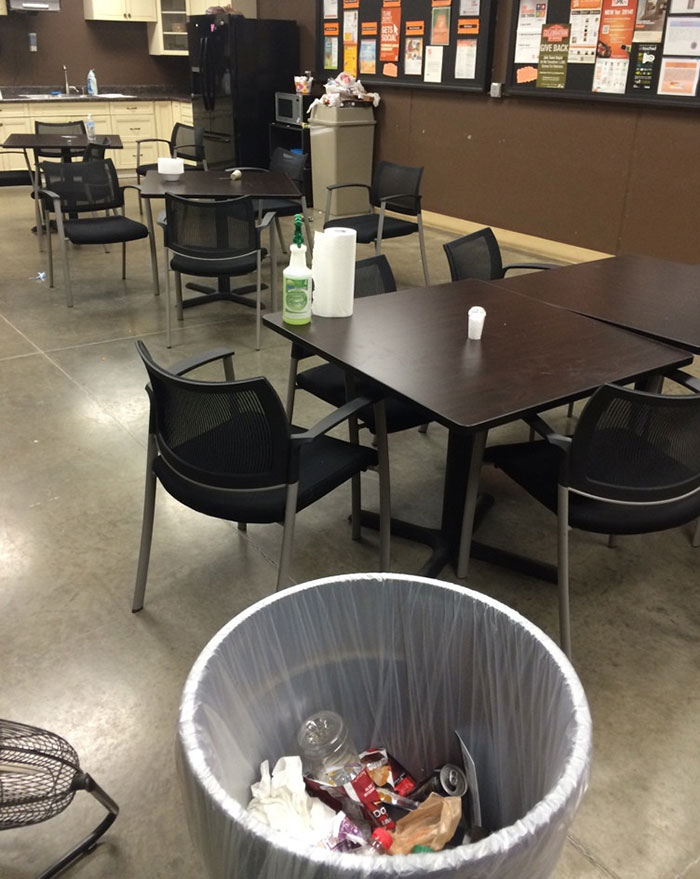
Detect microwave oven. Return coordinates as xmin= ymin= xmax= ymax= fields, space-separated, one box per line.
xmin=275 ymin=92 xmax=314 ymax=127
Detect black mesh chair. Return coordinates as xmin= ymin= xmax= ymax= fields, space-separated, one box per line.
xmin=250 ymin=147 xmax=312 ymax=253
xmin=288 ymin=255 xmax=430 ymax=434
xmin=0 ymin=719 xmax=119 ymax=879
xmin=323 ymin=161 xmax=430 ymax=285
xmin=484 ymin=371 xmax=700 ymax=658
xmin=443 ymin=227 xmax=557 ymax=281
xmin=33 ymin=119 xmax=87 ymax=163
xmin=39 ymin=158 xmax=156 ymax=308
xmin=132 ymin=341 xmax=390 ymax=609
xmin=162 ymin=193 xmax=274 ymax=350
xmin=135 ymin=122 xmax=207 ymax=213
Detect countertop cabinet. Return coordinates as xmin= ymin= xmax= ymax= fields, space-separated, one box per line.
xmin=0 ymin=105 xmax=30 ymax=173
xmin=0 ymin=0 xmax=7 ymax=16
xmin=84 ymin=0 xmax=157 ymax=22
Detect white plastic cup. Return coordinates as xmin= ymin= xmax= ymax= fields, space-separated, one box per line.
xmin=468 ymin=306 xmax=486 ymax=340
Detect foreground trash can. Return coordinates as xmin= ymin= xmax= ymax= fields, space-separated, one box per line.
xmin=309 ymin=103 xmax=376 ymax=217
xmin=178 ymin=574 xmax=592 ymax=878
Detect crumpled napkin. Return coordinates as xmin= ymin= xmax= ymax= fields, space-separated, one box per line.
xmin=247 ymin=756 xmax=337 ymax=845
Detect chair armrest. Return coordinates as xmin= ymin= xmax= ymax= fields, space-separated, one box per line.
xmin=326 ymin=182 xmax=371 ymax=192
xmin=665 ymin=369 xmax=700 ymax=394
xmin=168 ymin=347 xmax=236 ymax=376
xmin=256 ymin=211 xmax=276 ymax=231
xmin=37 ymin=188 xmax=62 ymax=211
xmin=135 ymin=137 xmax=170 ymax=147
xmin=502 ymin=262 xmax=559 ymax=275
xmin=121 ymin=183 xmax=142 ymax=194
xmin=291 ymin=394 xmax=376 ymax=443
xmin=224 ymin=166 xmax=269 ymax=172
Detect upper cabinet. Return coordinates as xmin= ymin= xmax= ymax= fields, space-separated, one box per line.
xmin=0 ymin=0 xmax=7 ymax=14
xmin=84 ymin=0 xmax=157 ymax=22
xmin=148 ymin=0 xmax=256 ymax=55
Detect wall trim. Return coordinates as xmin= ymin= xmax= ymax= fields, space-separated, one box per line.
xmin=422 ymin=210 xmax=613 ymax=266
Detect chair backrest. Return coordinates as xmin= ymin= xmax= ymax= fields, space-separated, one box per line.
xmin=566 ymin=383 xmax=700 ymax=504
xmin=170 ymin=123 xmax=206 ymax=165
xmin=40 ymin=158 xmax=124 ymax=214
xmin=370 ymin=161 xmax=423 ymax=216
xmin=82 ymin=142 xmax=107 ymax=162
xmin=269 ymin=147 xmax=307 ymax=187
xmin=354 ymin=254 xmax=397 ymax=297
xmin=136 ymin=341 xmax=292 ymax=490
xmin=164 ymin=194 xmax=259 ymax=259
xmin=443 ymin=228 xmax=504 ymax=282
xmin=34 ymin=119 xmax=87 ymax=160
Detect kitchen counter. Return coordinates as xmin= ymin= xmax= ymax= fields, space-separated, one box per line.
xmin=0 ymin=86 xmax=190 ymax=103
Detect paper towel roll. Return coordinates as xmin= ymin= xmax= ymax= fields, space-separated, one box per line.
xmin=311 ymin=227 xmax=356 ymax=317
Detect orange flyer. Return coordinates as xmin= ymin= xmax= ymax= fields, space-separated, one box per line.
xmin=597 ymin=0 xmax=638 ymax=58
xmin=380 ymin=7 xmax=401 ymax=61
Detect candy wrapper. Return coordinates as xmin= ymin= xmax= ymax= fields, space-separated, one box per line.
xmin=360 ymin=747 xmax=416 ymax=797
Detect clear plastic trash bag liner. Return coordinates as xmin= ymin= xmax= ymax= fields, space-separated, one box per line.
xmin=177 ymin=574 xmax=592 ymax=878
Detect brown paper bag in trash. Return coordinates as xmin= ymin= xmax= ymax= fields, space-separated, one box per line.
xmin=390 ymin=792 xmax=462 ymax=855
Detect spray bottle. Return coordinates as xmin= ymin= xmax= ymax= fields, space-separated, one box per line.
xmin=283 ymin=214 xmax=312 ymax=325
xmin=86 ymin=69 xmax=98 ymax=97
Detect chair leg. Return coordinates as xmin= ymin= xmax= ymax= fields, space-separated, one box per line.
xmin=55 ymin=213 xmax=73 ymax=308
xmin=286 ymin=356 xmax=299 ymax=419
xmin=143 ymin=197 xmax=160 ymax=298
xmin=121 ymin=241 xmax=127 ymax=280
xmin=557 ymin=484 xmax=573 ymax=659
xmin=608 ymin=534 xmax=618 ymax=548
xmin=373 ymin=399 xmax=391 ymax=571
xmin=132 ymin=438 xmax=158 ymax=613
xmin=567 ymin=401 xmax=575 ymax=419
xmin=418 ymin=423 xmax=429 ymax=434
xmin=164 ymin=247 xmax=172 ymax=348
xmin=46 ymin=214 xmax=54 ymax=288
xmin=37 ymin=772 xmax=119 ymax=879
xmin=276 ymin=481 xmax=299 ymax=591
xmin=417 ymin=213 xmax=431 ymax=285
xmin=174 ymin=271 xmax=184 ymax=322
xmin=237 ymin=522 xmax=247 ymax=532
xmin=275 ymin=215 xmax=287 ymax=254
xmin=693 ymin=518 xmax=700 ymax=547
xmin=256 ymin=251 xmax=262 ymax=351
xmin=301 ymin=200 xmax=313 ymax=253
xmin=344 ymin=373 xmax=362 ymax=541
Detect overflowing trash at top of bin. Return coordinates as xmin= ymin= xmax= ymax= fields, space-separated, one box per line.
xmin=177 ymin=574 xmax=592 ymax=879
xmin=307 ymin=71 xmax=381 ymax=112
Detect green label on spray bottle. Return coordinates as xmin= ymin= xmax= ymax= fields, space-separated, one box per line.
xmin=284 ymin=277 xmax=311 ymax=325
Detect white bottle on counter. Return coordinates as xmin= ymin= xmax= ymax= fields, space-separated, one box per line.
xmin=86 ymin=69 xmax=98 ymax=96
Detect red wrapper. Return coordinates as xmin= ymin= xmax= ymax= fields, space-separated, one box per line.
xmin=360 ymin=747 xmax=416 ymax=798
xmin=304 ymin=767 xmax=395 ymax=830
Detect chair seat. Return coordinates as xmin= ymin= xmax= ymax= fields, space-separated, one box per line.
xmin=255 ymin=197 xmax=302 ymax=217
xmin=487 ymin=438 xmax=700 ymax=534
xmin=136 ymin=162 xmax=158 ymax=177
xmin=324 ymin=214 xmax=418 ymax=244
xmin=296 ymin=363 xmax=432 ymax=434
xmin=63 ymin=215 xmax=149 ymax=245
xmin=153 ymin=430 xmax=377 ymax=523
xmin=170 ymin=249 xmax=267 ymax=278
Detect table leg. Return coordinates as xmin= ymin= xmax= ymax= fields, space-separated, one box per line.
xmin=143 ymin=198 xmax=160 ymax=299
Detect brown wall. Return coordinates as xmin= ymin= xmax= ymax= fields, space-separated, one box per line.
xmin=260 ymin=0 xmax=699 ymax=262
xmin=0 ymin=0 xmax=189 ymax=90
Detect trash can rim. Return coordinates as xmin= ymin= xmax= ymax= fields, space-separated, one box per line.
xmin=178 ymin=573 xmax=592 ymax=871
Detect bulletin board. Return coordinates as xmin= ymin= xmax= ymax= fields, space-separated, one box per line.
xmin=317 ymin=0 xmax=495 ymax=92
xmin=505 ymin=0 xmax=700 ymax=107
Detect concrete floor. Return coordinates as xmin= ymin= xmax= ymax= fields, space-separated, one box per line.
xmin=1 ymin=184 xmax=698 ymax=879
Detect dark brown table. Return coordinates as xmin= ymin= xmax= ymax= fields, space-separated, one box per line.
xmin=491 ymin=254 xmax=700 ymax=353
xmin=264 ymin=280 xmax=692 ymax=579
xmin=140 ymin=168 xmax=301 ymax=316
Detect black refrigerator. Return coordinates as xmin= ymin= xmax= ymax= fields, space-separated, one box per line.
xmin=188 ymin=14 xmax=299 ymax=169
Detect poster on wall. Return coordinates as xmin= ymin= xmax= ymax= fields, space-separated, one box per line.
xmin=514 ymin=0 xmax=548 ymax=63
xmin=537 ymin=23 xmax=571 ymax=85
xmin=316 ymin=0 xmax=493 ymax=92
xmin=657 ymin=56 xmax=700 ymax=93
xmin=568 ymin=0 xmax=601 ymax=64
xmin=629 ymin=42 xmax=662 ymax=87
xmin=632 ymin=0 xmax=667 ymax=41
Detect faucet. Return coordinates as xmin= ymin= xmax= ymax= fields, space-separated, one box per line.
xmin=63 ymin=64 xmax=70 ymax=95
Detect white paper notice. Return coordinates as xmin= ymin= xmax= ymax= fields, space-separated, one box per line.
xmin=460 ymin=0 xmax=481 ymax=13
xmin=324 ymin=0 xmax=338 ymax=18
xmin=568 ymin=8 xmax=601 ymax=64
xmin=405 ymin=37 xmax=423 ymax=75
xmin=658 ymin=56 xmax=700 ymax=94
xmin=343 ymin=10 xmax=358 ymax=44
xmin=592 ymin=56 xmax=630 ymax=92
xmin=424 ymin=45 xmax=444 ymax=82
xmin=514 ymin=0 xmax=548 ymax=63
xmin=663 ymin=17 xmax=700 ymax=55
xmin=455 ymin=39 xmax=478 ymax=78
xmin=670 ymin=0 xmax=700 ymax=12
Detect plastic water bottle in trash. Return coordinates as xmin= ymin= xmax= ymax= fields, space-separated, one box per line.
xmin=86 ymin=113 xmax=96 ymax=141
xmin=297 ymin=710 xmax=394 ymax=829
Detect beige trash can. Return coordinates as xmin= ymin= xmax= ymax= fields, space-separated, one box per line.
xmin=309 ymin=103 xmax=376 ymax=218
